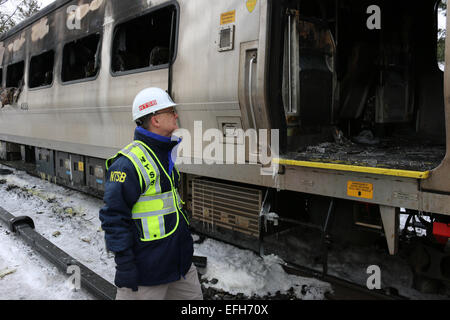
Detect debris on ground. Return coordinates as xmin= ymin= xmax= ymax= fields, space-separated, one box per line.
xmin=0 ymin=268 xmax=17 ymax=280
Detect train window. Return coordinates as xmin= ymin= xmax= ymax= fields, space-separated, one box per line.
xmin=61 ymin=33 xmax=101 ymax=82
xmin=29 ymin=50 xmax=54 ymax=89
xmin=437 ymin=0 xmax=446 ymax=71
xmin=111 ymin=5 xmax=176 ymax=74
xmin=6 ymin=61 xmax=24 ymax=88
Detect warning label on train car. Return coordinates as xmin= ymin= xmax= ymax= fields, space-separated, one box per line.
xmin=347 ymin=181 xmax=373 ymax=199
xmin=246 ymin=0 xmax=257 ymax=12
xmin=221 ymin=10 xmax=235 ymax=25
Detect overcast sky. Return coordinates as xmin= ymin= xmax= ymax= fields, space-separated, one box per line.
xmin=2 ymin=0 xmax=55 ymax=15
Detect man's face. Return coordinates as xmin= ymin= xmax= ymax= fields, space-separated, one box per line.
xmin=153 ymin=107 xmax=179 ymax=137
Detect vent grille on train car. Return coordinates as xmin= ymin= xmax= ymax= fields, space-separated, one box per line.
xmin=192 ymin=178 xmax=262 ymax=237
xmin=218 ymin=25 xmax=234 ymax=52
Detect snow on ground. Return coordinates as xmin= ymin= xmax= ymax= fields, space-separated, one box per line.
xmin=0 ymin=165 xmax=116 ymax=286
xmin=195 ymin=237 xmax=332 ymax=299
xmin=0 ymin=164 xmax=332 ymax=300
xmin=0 ymin=225 xmax=93 ymax=300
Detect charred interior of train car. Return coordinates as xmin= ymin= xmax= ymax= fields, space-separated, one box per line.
xmin=260 ymin=0 xmax=450 ymax=294
xmin=268 ymin=0 xmax=446 ymax=171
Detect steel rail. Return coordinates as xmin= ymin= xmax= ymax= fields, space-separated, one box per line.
xmin=0 ymin=206 xmax=117 ymax=300
xmin=279 ymin=261 xmax=408 ymax=300
xmin=0 ymin=202 xmax=207 ymax=300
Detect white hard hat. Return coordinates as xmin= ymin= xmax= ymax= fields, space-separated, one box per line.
xmin=132 ymin=87 xmax=177 ymax=121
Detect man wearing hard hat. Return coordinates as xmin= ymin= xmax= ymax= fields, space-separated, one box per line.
xmin=99 ymin=88 xmax=203 ymax=300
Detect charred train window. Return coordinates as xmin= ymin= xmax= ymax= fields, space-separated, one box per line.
xmin=29 ymin=50 xmax=54 ymax=88
xmin=62 ymin=33 xmax=101 ymax=82
xmin=6 ymin=61 xmax=24 ymax=88
xmin=111 ymin=5 xmax=176 ymax=73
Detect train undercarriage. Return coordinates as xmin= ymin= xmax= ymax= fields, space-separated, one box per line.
xmin=2 ymin=143 xmax=449 ymax=296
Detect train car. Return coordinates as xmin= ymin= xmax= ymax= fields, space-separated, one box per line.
xmin=0 ymin=0 xmax=449 ymax=293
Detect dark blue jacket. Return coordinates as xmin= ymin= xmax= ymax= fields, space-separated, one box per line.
xmin=99 ymin=127 xmax=193 ymax=286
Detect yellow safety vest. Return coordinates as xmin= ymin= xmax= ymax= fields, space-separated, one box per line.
xmin=106 ymin=140 xmax=188 ymax=241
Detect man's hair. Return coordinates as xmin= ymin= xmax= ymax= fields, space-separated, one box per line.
xmin=135 ymin=114 xmax=152 ymax=129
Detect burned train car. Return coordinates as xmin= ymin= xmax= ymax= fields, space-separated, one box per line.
xmin=0 ymin=0 xmax=449 ymax=293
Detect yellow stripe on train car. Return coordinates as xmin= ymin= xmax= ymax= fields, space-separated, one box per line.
xmin=272 ymin=158 xmax=430 ymax=179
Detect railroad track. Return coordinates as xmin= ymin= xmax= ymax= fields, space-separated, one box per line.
xmin=0 ymin=202 xmax=402 ymax=300
xmin=279 ymin=262 xmax=406 ymax=300
xmin=0 ymin=202 xmax=405 ymax=300
xmin=0 ymin=205 xmax=117 ymax=300
xmin=191 ymin=229 xmax=407 ymax=300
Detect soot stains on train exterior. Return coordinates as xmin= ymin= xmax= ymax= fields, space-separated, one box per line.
xmin=110 ymin=2 xmax=179 ymax=76
xmin=0 ymin=0 xmax=179 ymax=88
xmin=61 ymin=33 xmax=101 ymax=83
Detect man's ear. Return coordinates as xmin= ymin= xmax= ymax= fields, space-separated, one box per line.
xmin=150 ymin=115 xmax=160 ymax=128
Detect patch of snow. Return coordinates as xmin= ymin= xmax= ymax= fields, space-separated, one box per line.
xmin=195 ymin=238 xmax=332 ymax=299
xmin=0 ymin=226 xmax=93 ymax=299
xmin=0 ymin=164 xmax=116 ymax=286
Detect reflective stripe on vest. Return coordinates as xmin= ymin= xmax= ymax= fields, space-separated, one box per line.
xmin=120 ymin=141 xmax=161 ymax=194
xmin=107 ymin=140 xmax=187 ymax=242
xmin=132 ymin=191 xmax=182 ymax=218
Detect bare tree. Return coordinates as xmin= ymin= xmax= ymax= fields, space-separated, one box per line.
xmin=437 ymin=0 xmax=447 ymax=68
xmin=0 ymin=0 xmax=40 ymax=34
xmin=439 ymin=0 xmax=447 ymax=16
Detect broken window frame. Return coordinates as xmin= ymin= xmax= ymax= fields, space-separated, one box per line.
xmin=60 ymin=32 xmax=102 ymax=85
xmin=28 ymin=49 xmax=55 ymax=90
xmin=6 ymin=60 xmax=25 ymax=88
xmin=109 ymin=1 xmax=179 ymax=77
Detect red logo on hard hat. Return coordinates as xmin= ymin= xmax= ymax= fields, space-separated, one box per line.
xmin=139 ymin=100 xmax=157 ymax=111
